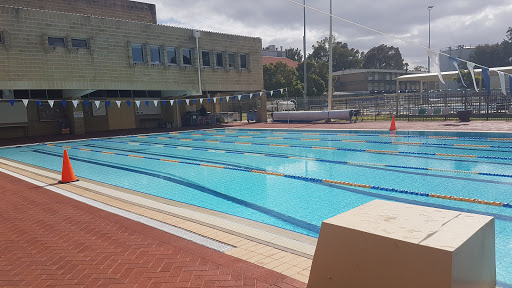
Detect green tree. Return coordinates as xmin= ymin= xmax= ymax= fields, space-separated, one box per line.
xmin=470 ymin=27 xmax=512 ymax=67
xmin=361 ymin=44 xmax=405 ymax=69
xmin=309 ymin=37 xmax=362 ymax=71
xmin=296 ymin=60 xmax=327 ymax=96
xmin=263 ymin=62 xmax=303 ymax=98
xmin=285 ymin=47 xmax=303 ymax=63
xmin=452 ymin=70 xmax=481 ymax=89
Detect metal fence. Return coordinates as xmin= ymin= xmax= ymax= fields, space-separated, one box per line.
xmin=278 ymin=91 xmax=512 ymax=120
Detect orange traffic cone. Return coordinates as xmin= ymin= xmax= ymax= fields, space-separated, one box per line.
xmin=59 ymin=150 xmax=78 ymax=184
xmin=389 ymin=115 xmax=397 ymax=131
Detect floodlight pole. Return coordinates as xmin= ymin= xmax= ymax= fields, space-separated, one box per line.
xmin=328 ymin=0 xmax=333 ymax=111
xmin=303 ymin=0 xmax=308 ymax=110
xmin=427 ymin=6 xmax=434 ymax=73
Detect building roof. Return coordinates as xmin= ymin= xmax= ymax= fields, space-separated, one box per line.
xmin=333 ymin=69 xmax=421 ymax=76
xmin=262 ymin=56 xmax=298 ymax=68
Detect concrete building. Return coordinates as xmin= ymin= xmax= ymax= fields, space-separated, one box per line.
xmin=0 ymin=0 xmax=264 ymax=138
xmin=333 ymin=69 xmax=421 ymax=94
xmin=439 ymin=45 xmax=477 ymax=72
xmin=261 ymin=45 xmax=298 ymax=68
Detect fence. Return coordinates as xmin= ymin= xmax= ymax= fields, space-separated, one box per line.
xmin=275 ymin=91 xmax=512 ymax=120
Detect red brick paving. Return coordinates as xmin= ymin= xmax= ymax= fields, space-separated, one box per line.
xmin=0 ymin=172 xmax=307 ymax=288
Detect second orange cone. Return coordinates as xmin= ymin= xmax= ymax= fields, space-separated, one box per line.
xmin=60 ymin=149 xmax=78 ymax=184
xmin=389 ymin=115 xmax=397 ymax=131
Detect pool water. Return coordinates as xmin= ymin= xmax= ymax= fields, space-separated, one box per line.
xmin=1 ymin=128 xmax=511 ymax=286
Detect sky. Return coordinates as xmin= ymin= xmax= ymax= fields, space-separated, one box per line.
xmin=144 ymin=0 xmax=512 ymax=68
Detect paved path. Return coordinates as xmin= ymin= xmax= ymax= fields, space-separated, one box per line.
xmin=0 ymin=172 xmax=306 ymax=288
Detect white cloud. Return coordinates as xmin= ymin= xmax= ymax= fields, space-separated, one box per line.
xmin=144 ymin=0 xmax=512 ymax=67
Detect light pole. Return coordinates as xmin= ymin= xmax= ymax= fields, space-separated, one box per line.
xmin=427 ymin=6 xmax=434 ymax=73
xmin=303 ymin=0 xmax=308 ymax=110
xmin=327 ymin=0 xmax=333 ymax=111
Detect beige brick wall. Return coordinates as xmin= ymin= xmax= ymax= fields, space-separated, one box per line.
xmin=0 ymin=5 xmax=263 ymax=93
xmin=0 ymin=0 xmax=156 ymax=24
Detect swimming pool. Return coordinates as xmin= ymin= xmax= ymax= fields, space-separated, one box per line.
xmin=1 ymin=128 xmax=511 ymax=286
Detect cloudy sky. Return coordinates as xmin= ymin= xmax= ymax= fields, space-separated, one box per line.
xmin=145 ymin=0 xmax=511 ymax=68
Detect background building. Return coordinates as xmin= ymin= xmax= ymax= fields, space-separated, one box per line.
xmin=261 ymin=45 xmax=298 ymax=68
xmin=333 ymin=69 xmax=421 ymax=94
xmin=0 ymin=0 xmax=264 ymax=138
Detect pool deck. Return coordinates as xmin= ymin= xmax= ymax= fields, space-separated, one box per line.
xmin=1 ymin=120 xmax=511 ymax=288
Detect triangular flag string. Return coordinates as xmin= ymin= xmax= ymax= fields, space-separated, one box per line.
xmin=467 ymin=62 xmax=479 ymax=92
xmin=449 ymin=57 xmax=466 ymax=87
xmin=116 ymin=100 xmax=121 ymax=108
xmin=200 ymin=98 xmax=204 ymax=104
xmin=153 ymin=100 xmax=159 ymax=107
xmin=72 ymin=100 xmax=79 ymax=108
xmin=497 ymin=71 xmax=506 ymax=95
xmin=48 ymin=100 xmax=54 ymax=108
xmin=135 ymin=101 xmax=140 ymax=108
xmin=61 ymin=100 xmax=67 ymax=108
xmin=105 ymin=101 xmax=111 ymax=108
xmin=185 ymin=99 xmax=190 ymax=105
xmin=22 ymin=99 xmax=29 ymax=107
xmin=170 ymin=100 xmax=174 ymax=106
xmin=94 ymin=101 xmax=100 ymax=108
xmin=9 ymin=100 xmax=15 ymax=106
xmin=426 ymin=50 xmax=445 ymax=84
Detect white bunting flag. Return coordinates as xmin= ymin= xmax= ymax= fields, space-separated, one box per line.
xmin=279 ymin=89 xmax=284 ymax=94
xmin=226 ymin=96 xmax=230 ymax=102
xmin=238 ymin=95 xmax=242 ymax=100
xmin=270 ymin=91 xmax=274 ymax=96
xmin=22 ymin=99 xmax=29 ymax=107
xmin=250 ymin=94 xmax=253 ymax=99
xmin=426 ymin=50 xmax=445 ymax=84
xmin=48 ymin=100 xmax=54 ymax=108
xmin=200 ymin=98 xmax=204 ymax=104
xmin=185 ymin=99 xmax=190 ymax=105
xmin=259 ymin=92 xmax=263 ymax=96
xmin=93 ymin=101 xmax=100 ymax=108
xmin=153 ymin=100 xmax=159 ymax=107
xmin=466 ymin=62 xmax=479 ymax=92
xmin=116 ymin=101 xmax=121 ymax=108
xmin=498 ymin=71 xmax=507 ymax=95
xmin=170 ymin=100 xmax=174 ymax=106
xmin=72 ymin=100 xmax=79 ymax=108
xmin=135 ymin=101 xmax=141 ymax=108
xmin=213 ymin=98 xmax=217 ymax=103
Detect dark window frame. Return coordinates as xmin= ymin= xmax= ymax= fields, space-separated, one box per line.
xmin=240 ymin=54 xmax=247 ymax=69
xmin=182 ymin=48 xmax=193 ymax=66
xmin=71 ymin=38 xmax=88 ymax=49
xmin=215 ymin=52 xmax=224 ymax=68
xmin=202 ymin=50 xmax=211 ymax=67
xmin=149 ymin=45 xmax=161 ymax=64
xmin=228 ymin=52 xmax=236 ymax=68
xmin=131 ymin=43 xmax=145 ymax=64
xmin=48 ymin=36 xmax=66 ymax=48
xmin=166 ymin=47 xmax=177 ymax=65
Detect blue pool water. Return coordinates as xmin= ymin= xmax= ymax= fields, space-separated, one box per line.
xmin=1 ymin=128 xmax=511 ymax=286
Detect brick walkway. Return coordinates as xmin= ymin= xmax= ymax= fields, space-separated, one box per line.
xmin=0 ymin=172 xmax=307 ymax=288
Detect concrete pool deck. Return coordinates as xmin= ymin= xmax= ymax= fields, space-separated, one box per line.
xmin=0 ymin=120 xmax=511 ymax=287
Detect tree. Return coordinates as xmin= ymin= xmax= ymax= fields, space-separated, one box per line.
xmin=285 ymin=48 xmax=303 ymax=63
xmin=296 ymin=60 xmax=327 ymax=96
xmin=452 ymin=70 xmax=481 ymax=89
xmin=309 ymin=37 xmax=362 ymax=71
xmin=470 ymin=27 xmax=512 ymax=67
xmin=361 ymin=44 xmax=405 ymax=70
xmin=263 ymin=62 xmax=303 ymax=98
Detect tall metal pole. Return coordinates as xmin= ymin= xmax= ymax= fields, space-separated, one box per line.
xmin=427 ymin=6 xmax=433 ymax=73
xmin=194 ymin=30 xmax=202 ymax=95
xmin=303 ymin=0 xmax=308 ymax=110
xmin=328 ymin=0 xmax=333 ymax=111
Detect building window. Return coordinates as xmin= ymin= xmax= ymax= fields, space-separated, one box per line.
xmin=240 ymin=54 xmax=247 ymax=69
xmin=182 ymin=48 xmax=192 ymax=65
xmin=131 ymin=43 xmax=144 ymax=63
xmin=166 ymin=47 xmax=177 ymax=65
xmin=215 ymin=52 xmax=223 ymax=68
xmin=48 ymin=37 xmax=66 ymax=47
xmin=150 ymin=45 xmax=161 ymax=64
xmin=71 ymin=38 xmax=88 ymax=49
xmin=228 ymin=53 xmax=235 ymax=68
xmin=202 ymin=51 xmax=211 ymax=67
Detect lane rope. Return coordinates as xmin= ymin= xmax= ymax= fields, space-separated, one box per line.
xmin=41 ymin=143 xmax=512 ymax=209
